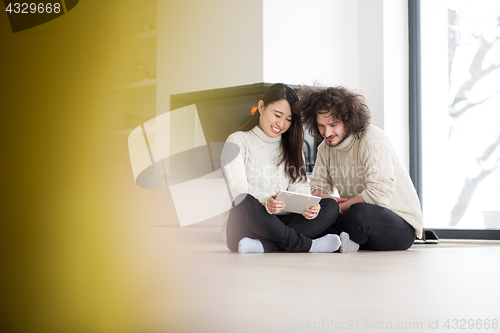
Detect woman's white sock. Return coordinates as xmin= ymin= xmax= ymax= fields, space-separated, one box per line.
xmin=238 ymin=237 xmax=264 ymax=253
xmin=309 ymin=234 xmax=341 ymax=253
xmin=339 ymin=232 xmax=360 ymax=253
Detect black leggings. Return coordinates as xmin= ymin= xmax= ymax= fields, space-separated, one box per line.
xmin=226 ymin=194 xmax=339 ymax=252
xmin=324 ymin=202 xmax=416 ymax=251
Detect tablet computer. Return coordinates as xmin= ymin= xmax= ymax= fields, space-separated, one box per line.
xmin=275 ymin=190 xmax=321 ymax=214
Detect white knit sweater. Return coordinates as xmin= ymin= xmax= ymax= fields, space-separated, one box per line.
xmin=221 ymin=126 xmax=311 ymax=244
xmin=309 ymin=125 xmax=423 ymax=239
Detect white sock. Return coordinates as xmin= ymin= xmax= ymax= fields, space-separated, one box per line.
xmin=339 ymin=232 xmax=360 ymax=253
xmin=238 ymin=237 xmax=264 ymax=253
xmin=309 ymin=234 xmax=341 ymax=253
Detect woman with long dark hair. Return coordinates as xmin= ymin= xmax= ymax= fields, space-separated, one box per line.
xmin=221 ymin=83 xmax=341 ymax=253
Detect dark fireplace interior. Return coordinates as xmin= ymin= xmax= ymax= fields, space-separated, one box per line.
xmin=170 ymin=82 xmax=316 ymax=173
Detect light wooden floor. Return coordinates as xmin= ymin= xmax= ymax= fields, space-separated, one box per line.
xmin=140 ymin=227 xmax=500 ymax=333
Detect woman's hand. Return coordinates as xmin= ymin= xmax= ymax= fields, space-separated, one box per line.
xmin=303 ymin=204 xmax=321 ymax=219
xmin=267 ymin=193 xmax=285 ymax=214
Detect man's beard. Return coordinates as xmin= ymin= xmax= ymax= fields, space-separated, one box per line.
xmin=324 ymin=135 xmax=346 ymax=147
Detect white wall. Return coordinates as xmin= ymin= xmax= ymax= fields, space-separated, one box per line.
xmin=263 ymin=0 xmax=359 ymax=88
xmin=358 ymin=0 xmax=384 ymax=128
xmin=382 ymin=0 xmax=409 ymax=168
xmin=358 ymin=0 xmax=410 ymax=168
xmin=157 ymin=0 xmax=264 ymax=112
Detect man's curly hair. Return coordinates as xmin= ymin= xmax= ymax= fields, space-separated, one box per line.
xmin=295 ymin=85 xmax=371 ymax=140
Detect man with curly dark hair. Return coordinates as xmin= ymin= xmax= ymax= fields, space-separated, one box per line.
xmin=296 ymin=86 xmax=423 ymax=252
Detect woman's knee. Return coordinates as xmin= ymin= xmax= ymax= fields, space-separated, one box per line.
xmin=232 ymin=193 xmax=260 ymax=209
xmin=225 ymin=217 xmax=241 ymax=252
xmin=316 ymin=198 xmax=339 ymax=225
xmin=226 ymin=238 xmax=238 ymax=252
xmin=318 ymin=197 xmax=338 ymax=211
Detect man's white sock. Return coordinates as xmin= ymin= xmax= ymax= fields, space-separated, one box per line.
xmin=238 ymin=237 xmax=264 ymax=253
xmin=309 ymin=234 xmax=341 ymax=253
xmin=339 ymin=232 xmax=360 ymax=253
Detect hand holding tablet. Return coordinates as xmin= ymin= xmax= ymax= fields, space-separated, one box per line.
xmin=303 ymin=204 xmax=321 ymax=219
xmin=266 ymin=194 xmax=286 ymax=214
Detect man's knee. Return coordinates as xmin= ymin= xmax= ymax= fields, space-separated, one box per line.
xmin=367 ymin=234 xmax=415 ymax=251
xmin=343 ymin=203 xmax=372 ymax=226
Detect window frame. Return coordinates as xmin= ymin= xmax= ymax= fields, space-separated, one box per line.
xmin=408 ymin=0 xmax=500 ymax=240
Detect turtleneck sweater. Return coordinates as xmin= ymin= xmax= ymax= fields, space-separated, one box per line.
xmin=309 ymin=124 xmax=423 ymax=238
xmin=222 ymin=125 xmax=311 ymax=208
xmin=221 ymin=126 xmax=311 ymax=245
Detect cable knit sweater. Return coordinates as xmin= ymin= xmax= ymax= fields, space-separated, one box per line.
xmin=309 ymin=124 xmax=423 ymax=239
xmin=220 ymin=126 xmax=311 ymax=244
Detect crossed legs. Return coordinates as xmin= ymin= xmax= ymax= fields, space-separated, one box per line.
xmin=327 ymin=203 xmax=416 ymax=251
xmin=226 ymin=194 xmax=339 ymax=253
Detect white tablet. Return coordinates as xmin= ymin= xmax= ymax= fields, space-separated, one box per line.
xmin=275 ymin=190 xmax=321 ymax=214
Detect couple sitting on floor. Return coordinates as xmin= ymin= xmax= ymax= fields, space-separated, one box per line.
xmin=221 ymin=83 xmax=422 ymax=253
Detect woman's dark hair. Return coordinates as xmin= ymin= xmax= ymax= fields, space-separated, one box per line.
xmin=239 ymin=83 xmax=306 ymax=183
xmin=296 ymin=85 xmax=371 ymax=140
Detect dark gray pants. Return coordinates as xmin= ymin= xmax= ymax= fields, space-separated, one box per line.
xmin=324 ymin=202 xmax=416 ymax=251
xmin=226 ymin=194 xmax=339 ymax=252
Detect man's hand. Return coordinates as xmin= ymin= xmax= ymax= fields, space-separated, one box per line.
xmin=339 ymin=194 xmax=365 ymax=214
xmin=303 ymin=204 xmax=321 ymax=219
xmin=266 ymin=193 xmax=285 ymax=214
xmin=339 ymin=202 xmax=347 ymax=215
xmin=312 ymin=190 xmax=347 ymax=214
xmin=333 ymin=197 xmax=348 ymax=204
